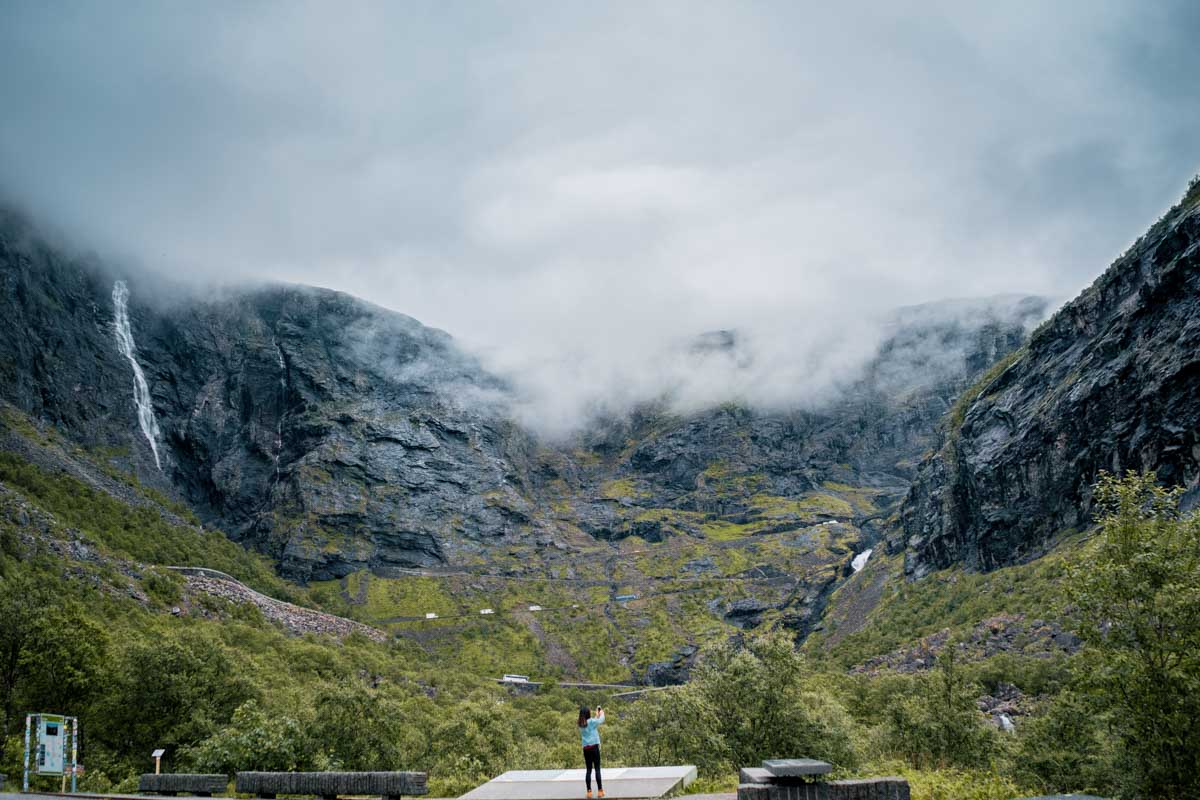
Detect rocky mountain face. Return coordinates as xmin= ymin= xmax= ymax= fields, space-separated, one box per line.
xmin=0 ymin=216 xmax=134 ymax=439
xmin=0 ymin=206 xmax=1044 ymax=588
xmin=143 ymin=287 xmax=548 ymax=579
xmin=900 ymin=181 xmax=1200 ymax=578
xmin=0 ymin=209 xmax=546 ymax=580
xmin=542 ymin=297 xmax=1045 ymax=550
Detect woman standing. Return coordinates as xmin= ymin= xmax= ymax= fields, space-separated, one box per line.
xmin=578 ymin=706 xmax=605 ymax=798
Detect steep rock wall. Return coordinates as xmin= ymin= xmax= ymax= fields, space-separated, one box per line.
xmin=900 ymin=182 xmax=1200 ymax=577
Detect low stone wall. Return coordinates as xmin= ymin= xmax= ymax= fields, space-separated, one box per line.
xmin=738 ymin=776 xmax=910 ymax=800
xmin=138 ymin=773 xmax=228 ymax=796
xmin=235 ymin=770 xmax=428 ymax=799
xmin=738 ymin=758 xmax=909 ymax=800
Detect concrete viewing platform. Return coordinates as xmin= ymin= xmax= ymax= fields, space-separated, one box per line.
xmin=459 ymin=766 xmax=697 ymax=800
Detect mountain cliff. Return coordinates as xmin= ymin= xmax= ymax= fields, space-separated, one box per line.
xmin=0 ymin=206 xmax=1042 ymax=595
xmin=900 ymin=179 xmax=1200 ymax=578
xmin=1 ymin=211 xmax=550 ymax=580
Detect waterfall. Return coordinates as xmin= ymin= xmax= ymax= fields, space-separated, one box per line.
xmin=271 ymin=336 xmax=287 ymax=472
xmin=112 ymin=281 xmax=163 ymax=470
xmin=851 ymin=548 xmax=873 ymax=573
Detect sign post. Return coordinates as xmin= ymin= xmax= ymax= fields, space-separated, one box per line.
xmin=22 ymin=713 xmax=80 ymax=793
xmin=152 ymin=749 xmax=166 ymax=775
xmin=22 ymin=714 xmax=31 ymax=792
xmin=71 ymin=718 xmax=80 ymax=793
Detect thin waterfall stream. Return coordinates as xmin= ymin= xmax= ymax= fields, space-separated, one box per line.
xmin=112 ymin=280 xmax=163 ymax=470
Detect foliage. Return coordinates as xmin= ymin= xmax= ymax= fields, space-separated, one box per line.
xmin=142 ymin=568 xmax=184 ymax=607
xmin=4 ymin=443 xmax=1196 ymax=798
xmin=623 ymin=633 xmax=859 ymax=776
xmin=898 ymin=764 xmax=1022 ymax=800
xmin=879 ymin=649 xmax=997 ymax=770
xmin=187 ymin=701 xmax=313 ymax=775
xmin=1013 ymin=690 xmax=1114 ymax=795
xmin=92 ymin=627 xmax=257 ymax=761
xmin=621 ymin=683 xmax=725 ymax=771
xmin=1067 ymin=470 xmax=1200 ymax=799
xmin=308 ymin=682 xmax=430 ymax=770
xmin=0 ymin=573 xmax=56 ymax=737
xmin=0 ymin=451 xmax=290 ymax=598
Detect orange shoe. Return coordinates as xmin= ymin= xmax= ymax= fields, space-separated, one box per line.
xmin=599 ymin=792 xmax=606 ymax=798
xmin=586 ymin=792 xmax=593 ymax=799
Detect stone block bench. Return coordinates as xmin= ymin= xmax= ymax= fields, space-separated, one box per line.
xmin=138 ymin=774 xmax=228 ymax=796
xmin=235 ymin=771 xmax=428 ymax=800
xmin=737 ymin=759 xmax=909 ymax=800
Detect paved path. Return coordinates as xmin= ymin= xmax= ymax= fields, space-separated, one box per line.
xmin=460 ymin=766 xmax=697 ymax=800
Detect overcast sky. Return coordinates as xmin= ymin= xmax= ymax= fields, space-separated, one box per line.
xmin=2 ymin=1 xmax=1198 ymax=431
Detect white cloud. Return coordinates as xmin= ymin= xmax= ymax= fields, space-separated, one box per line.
xmin=1 ymin=0 xmax=1197 ymax=434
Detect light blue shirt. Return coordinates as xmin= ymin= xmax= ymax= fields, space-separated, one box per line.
xmin=581 ymin=712 xmax=604 ymax=747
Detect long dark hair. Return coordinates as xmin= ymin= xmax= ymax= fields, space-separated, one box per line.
xmin=578 ymin=706 xmax=591 ymax=728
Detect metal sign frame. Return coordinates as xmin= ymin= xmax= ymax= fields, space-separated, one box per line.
xmin=23 ymin=712 xmax=80 ymax=793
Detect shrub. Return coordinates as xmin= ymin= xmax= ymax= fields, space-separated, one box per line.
xmin=1014 ymin=691 xmax=1114 ymax=795
xmin=880 ymin=649 xmax=998 ymax=770
xmin=1067 ymin=471 xmax=1200 ymax=799
xmin=187 ymin=701 xmax=313 ymax=775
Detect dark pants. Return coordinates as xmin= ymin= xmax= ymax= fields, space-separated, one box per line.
xmin=584 ymin=744 xmax=602 ymax=791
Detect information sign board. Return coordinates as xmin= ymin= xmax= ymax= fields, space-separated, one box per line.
xmin=36 ymin=714 xmax=66 ymax=775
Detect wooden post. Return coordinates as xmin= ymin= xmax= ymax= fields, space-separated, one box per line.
xmin=22 ymin=715 xmax=31 ymax=793
xmin=155 ymin=756 xmax=161 ymax=775
xmin=70 ymin=718 xmax=79 ymax=793
xmin=59 ymin=715 xmax=69 ymax=792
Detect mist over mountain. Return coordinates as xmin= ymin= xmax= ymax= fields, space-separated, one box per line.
xmin=2 ymin=3 xmax=1200 ymax=793
xmin=0 ymin=202 xmax=1046 ymax=587
xmin=2 ymin=3 xmax=1197 ymax=453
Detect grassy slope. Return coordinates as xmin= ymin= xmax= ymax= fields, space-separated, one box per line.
xmin=808 ymin=533 xmax=1085 ymax=671
xmin=0 ymin=401 xmax=1096 ymax=800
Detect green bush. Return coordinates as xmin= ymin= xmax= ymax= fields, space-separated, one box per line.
xmin=92 ymin=628 xmax=257 ymax=759
xmin=187 ymin=701 xmax=313 ymax=775
xmin=879 ymin=650 xmax=998 ymax=770
xmin=1067 ymin=471 xmax=1200 ymax=799
xmin=142 ymin=569 xmax=184 ymax=607
xmin=621 ymin=633 xmax=860 ymax=777
xmin=1014 ymin=691 xmax=1114 ymax=795
xmin=900 ymin=764 xmax=1022 ymax=800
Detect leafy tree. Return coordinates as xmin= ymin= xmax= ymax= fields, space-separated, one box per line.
xmin=187 ymin=701 xmax=314 ymax=775
xmin=0 ymin=575 xmax=55 ymax=738
xmin=1067 ymin=470 xmax=1200 ymax=799
xmin=1015 ymin=690 xmax=1113 ymax=794
xmin=621 ymin=682 xmax=724 ymax=770
xmin=18 ymin=600 xmax=107 ymax=719
xmin=882 ymin=648 xmax=996 ymax=770
xmin=428 ymin=694 xmax=522 ymax=783
xmin=94 ymin=628 xmax=256 ymax=759
xmin=308 ymin=682 xmax=426 ymax=770
xmin=620 ymin=634 xmax=863 ymax=776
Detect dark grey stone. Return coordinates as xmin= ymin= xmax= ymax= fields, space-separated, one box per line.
xmin=829 ymin=778 xmax=911 ymax=800
xmin=138 ymin=774 xmax=228 ymax=796
xmin=740 ymin=768 xmax=774 ymax=784
xmin=901 ymin=195 xmax=1200 ymax=578
xmin=738 ymin=784 xmax=770 ymax=800
xmin=235 ymin=771 xmax=428 ymax=798
xmin=762 ymin=759 xmax=833 ymax=777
